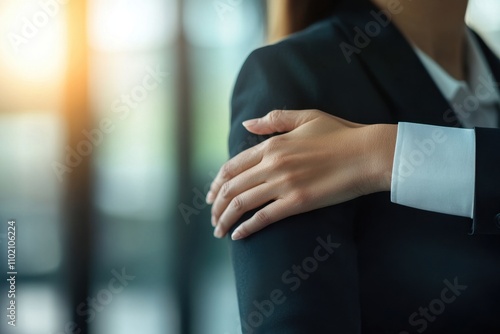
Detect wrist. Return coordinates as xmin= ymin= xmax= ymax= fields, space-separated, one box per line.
xmin=363 ymin=124 xmax=397 ymax=193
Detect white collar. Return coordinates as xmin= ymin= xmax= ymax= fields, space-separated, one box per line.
xmin=413 ymin=29 xmax=499 ymax=104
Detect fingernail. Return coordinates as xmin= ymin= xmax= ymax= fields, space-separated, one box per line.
xmin=211 ymin=215 xmax=216 ymax=227
xmin=231 ymin=229 xmax=243 ymax=241
xmin=242 ymin=119 xmax=258 ymax=127
xmin=213 ymin=226 xmax=223 ymax=238
xmin=206 ymin=191 xmax=214 ymax=204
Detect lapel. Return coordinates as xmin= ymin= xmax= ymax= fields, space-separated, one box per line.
xmin=472 ymin=32 xmax=500 ymax=128
xmin=332 ymin=5 xmax=500 ymax=128
xmin=473 ymin=32 xmax=500 ymax=83
xmin=473 ymin=31 xmax=500 ymax=128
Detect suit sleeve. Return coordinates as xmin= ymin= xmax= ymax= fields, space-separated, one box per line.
xmin=472 ymin=127 xmax=500 ymax=234
xmin=227 ymin=46 xmax=362 ymax=333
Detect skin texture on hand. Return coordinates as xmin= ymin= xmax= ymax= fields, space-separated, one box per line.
xmin=206 ymin=109 xmax=397 ymax=240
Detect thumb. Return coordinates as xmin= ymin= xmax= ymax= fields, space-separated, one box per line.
xmin=242 ymin=109 xmax=318 ymax=134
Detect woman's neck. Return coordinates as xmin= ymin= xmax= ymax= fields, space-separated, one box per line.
xmin=371 ymin=0 xmax=469 ymax=80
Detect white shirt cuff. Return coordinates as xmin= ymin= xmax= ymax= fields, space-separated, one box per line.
xmin=391 ymin=122 xmax=475 ymax=218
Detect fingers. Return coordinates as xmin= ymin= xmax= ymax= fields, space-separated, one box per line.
xmin=210 ymin=164 xmax=268 ymax=226
xmin=230 ymin=198 xmax=300 ymax=240
xmin=206 ymin=143 xmax=263 ymax=205
xmin=213 ymin=182 xmax=276 ymax=238
xmin=242 ymin=109 xmax=319 ymax=135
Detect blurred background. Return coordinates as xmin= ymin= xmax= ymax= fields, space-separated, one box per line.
xmin=0 ymin=1 xmax=498 ymax=334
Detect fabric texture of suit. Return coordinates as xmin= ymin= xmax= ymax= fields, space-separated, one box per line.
xmin=228 ymin=1 xmax=500 ymax=333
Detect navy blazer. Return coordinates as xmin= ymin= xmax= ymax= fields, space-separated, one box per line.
xmin=228 ymin=2 xmax=500 ymax=333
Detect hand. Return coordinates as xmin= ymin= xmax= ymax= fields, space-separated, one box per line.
xmin=207 ymin=109 xmax=397 ymax=240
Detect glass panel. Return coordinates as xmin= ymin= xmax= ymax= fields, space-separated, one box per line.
xmin=0 ymin=3 xmax=68 ymax=334
xmin=0 ymin=284 xmax=69 ymax=334
xmin=184 ymin=1 xmax=265 ymax=333
xmin=184 ymin=0 xmax=262 ymax=47
xmin=93 ymin=288 xmax=180 ymax=334
xmin=88 ymin=0 xmax=178 ymax=52
xmin=87 ymin=0 xmax=178 ymax=333
xmin=0 ymin=0 xmax=67 ymax=110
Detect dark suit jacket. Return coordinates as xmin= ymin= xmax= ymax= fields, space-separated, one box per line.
xmin=228 ymin=2 xmax=500 ymax=333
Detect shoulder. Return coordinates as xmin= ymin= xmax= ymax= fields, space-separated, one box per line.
xmin=244 ymin=17 xmax=352 ymax=72
xmin=233 ymin=16 xmax=359 ymax=100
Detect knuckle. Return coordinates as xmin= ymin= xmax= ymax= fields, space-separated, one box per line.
xmin=292 ymin=190 xmax=310 ymax=206
xmin=270 ymin=154 xmax=288 ymax=169
xmin=230 ymin=196 xmax=244 ymax=211
xmin=254 ymin=210 xmax=270 ymax=227
xmin=265 ymin=135 xmax=283 ymax=151
xmin=221 ymin=181 xmax=232 ymax=199
xmin=263 ymin=138 xmax=275 ymax=152
xmin=220 ymin=163 xmax=232 ymax=180
xmin=268 ymin=109 xmax=283 ymax=123
xmin=281 ymin=171 xmax=294 ymax=185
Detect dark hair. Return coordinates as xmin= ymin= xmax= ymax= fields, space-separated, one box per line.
xmin=267 ymin=0 xmax=366 ymax=42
